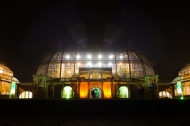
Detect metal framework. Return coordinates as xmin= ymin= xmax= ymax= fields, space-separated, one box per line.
xmin=32 ymin=45 xmax=158 ymax=99
xmin=36 ymin=45 xmax=155 ymax=80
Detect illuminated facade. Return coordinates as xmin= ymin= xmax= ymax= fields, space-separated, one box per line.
xmin=160 ymin=64 xmax=190 ymax=99
xmin=33 ymin=45 xmax=159 ymax=99
xmin=0 ymin=64 xmax=19 ymax=98
xmin=173 ymin=64 xmax=190 ymax=98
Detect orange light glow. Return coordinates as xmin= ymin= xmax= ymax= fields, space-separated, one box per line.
xmin=103 ymin=82 xmax=112 ymax=98
xmin=80 ymin=82 xmax=88 ymax=98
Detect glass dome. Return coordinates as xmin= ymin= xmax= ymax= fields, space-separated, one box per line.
xmin=36 ymin=45 xmax=155 ymax=79
xmin=0 ymin=64 xmax=13 ymax=80
xmin=178 ymin=64 xmax=190 ymax=77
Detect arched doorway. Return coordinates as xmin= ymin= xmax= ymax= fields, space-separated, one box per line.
xmin=19 ymin=91 xmax=33 ymax=99
xmin=61 ymin=86 xmax=73 ymax=99
xmin=159 ymin=91 xmax=172 ymax=98
xmin=118 ymin=86 xmax=129 ymax=98
xmin=89 ymin=87 xmax=102 ymax=98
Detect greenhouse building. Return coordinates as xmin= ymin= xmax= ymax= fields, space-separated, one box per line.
xmin=0 ymin=64 xmax=20 ymax=98
xmin=33 ymin=45 xmax=159 ymax=99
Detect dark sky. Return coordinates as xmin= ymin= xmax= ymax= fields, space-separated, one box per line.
xmin=1 ymin=0 xmax=190 ymax=82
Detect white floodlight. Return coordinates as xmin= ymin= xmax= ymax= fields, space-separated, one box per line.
xmin=109 ymin=55 xmax=113 ymax=59
xmin=76 ymin=55 xmax=80 ymax=59
xmin=0 ymin=69 xmax=3 ymax=74
xmin=66 ymin=55 xmax=70 ymax=59
xmin=87 ymin=55 xmax=91 ymax=59
xmin=98 ymin=55 xmax=102 ymax=59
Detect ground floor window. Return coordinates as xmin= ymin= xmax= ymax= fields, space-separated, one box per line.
xmin=61 ymin=86 xmax=73 ymax=98
xmin=118 ymin=86 xmax=129 ymax=98
xmin=159 ymin=91 xmax=172 ymax=98
xmin=19 ymin=91 xmax=32 ymax=98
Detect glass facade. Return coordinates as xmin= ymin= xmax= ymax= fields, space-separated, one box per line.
xmin=0 ymin=64 xmax=17 ymax=96
xmin=174 ymin=64 xmax=190 ymax=97
xmin=36 ymin=45 xmax=155 ymax=79
xmin=0 ymin=81 xmax=11 ymax=95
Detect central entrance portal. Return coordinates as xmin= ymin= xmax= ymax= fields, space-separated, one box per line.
xmin=89 ymin=87 xmax=102 ymax=98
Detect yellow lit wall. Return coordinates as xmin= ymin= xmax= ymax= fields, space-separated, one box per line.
xmin=103 ymin=82 xmax=111 ymax=98
xmin=0 ymin=81 xmax=1 ymax=94
xmin=80 ymin=82 xmax=88 ymax=98
xmin=1 ymin=81 xmax=10 ymax=95
xmin=89 ymin=82 xmax=102 ymax=89
xmin=182 ymin=82 xmax=190 ymax=95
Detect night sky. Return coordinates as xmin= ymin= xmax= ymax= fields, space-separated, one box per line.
xmin=0 ymin=0 xmax=190 ymax=82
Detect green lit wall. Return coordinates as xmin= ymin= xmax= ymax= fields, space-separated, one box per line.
xmin=118 ymin=86 xmax=129 ymax=98
xmin=61 ymin=86 xmax=73 ymax=98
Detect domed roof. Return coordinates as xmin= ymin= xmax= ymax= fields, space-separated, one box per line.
xmin=181 ymin=64 xmax=190 ymax=71
xmin=0 ymin=63 xmax=14 ymax=80
xmin=0 ymin=64 xmax=13 ymax=75
xmin=0 ymin=63 xmax=12 ymax=72
xmin=178 ymin=64 xmax=190 ymax=76
xmin=36 ymin=45 xmax=155 ymax=79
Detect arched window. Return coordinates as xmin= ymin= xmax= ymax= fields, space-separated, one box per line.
xmin=89 ymin=87 xmax=102 ymax=98
xmin=118 ymin=86 xmax=129 ymax=98
xmin=159 ymin=91 xmax=172 ymax=98
xmin=61 ymin=86 xmax=73 ymax=99
xmin=19 ymin=91 xmax=32 ymax=99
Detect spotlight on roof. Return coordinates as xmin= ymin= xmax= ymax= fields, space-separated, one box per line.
xmin=0 ymin=68 xmax=3 ymax=74
xmin=109 ymin=55 xmax=113 ymax=59
xmin=87 ymin=55 xmax=91 ymax=59
xmin=98 ymin=55 xmax=102 ymax=59
xmin=66 ymin=55 xmax=70 ymax=59
xmin=76 ymin=55 xmax=80 ymax=59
